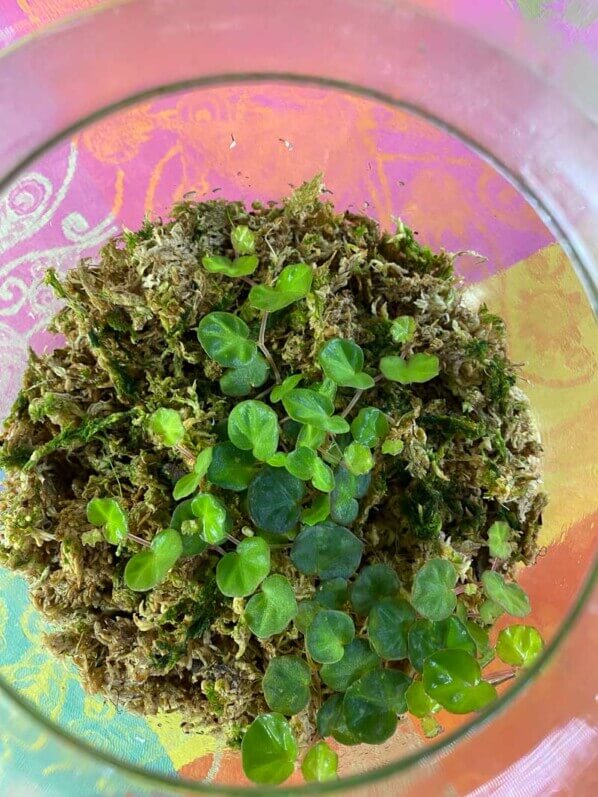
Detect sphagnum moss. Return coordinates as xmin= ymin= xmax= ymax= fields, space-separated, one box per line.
xmin=0 ymin=177 xmax=546 ymax=784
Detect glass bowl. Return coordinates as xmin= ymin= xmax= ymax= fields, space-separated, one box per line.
xmin=0 ymin=1 xmax=596 ymax=795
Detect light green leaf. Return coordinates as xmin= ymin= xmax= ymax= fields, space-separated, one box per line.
xmin=343 ymin=441 xmax=374 ymax=476
xmin=248 ymin=263 xmax=313 ymax=312
xmin=350 ymin=407 xmax=389 ymax=447
xmin=148 ymin=408 xmax=185 ymax=447
xmin=381 ymin=438 xmax=404 ymax=456
xmin=86 ymin=497 xmax=128 ymax=545
xmin=231 ymin=225 xmax=256 ymax=255
xmin=496 ymin=625 xmax=544 ymax=667
xmin=422 ymin=650 xmax=497 ymax=714
xmin=481 ymin=571 xmax=531 ymax=618
xmin=216 ymin=537 xmax=270 ymax=597
xmin=282 ymin=389 xmax=350 ymax=435
xmin=301 ymin=741 xmax=338 ymax=783
xmin=197 ymin=312 xmax=257 ymax=367
xmin=190 ymin=493 xmax=231 ymax=544
xmin=241 ymin=713 xmax=297 ymax=786
xmin=245 ymin=574 xmax=298 ymax=638
xmin=390 ymin=315 xmax=417 ymax=344
xmin=380 ymin=353 xmax=440 ymax=384
xmin=228 ymin=400 xmax=279 ymax=461
xmin=317 ymin=338 xmax=375 ymax=390
xmin=124 ymin=528 xmax=183 ymax=592
xmin=301 ymin=494 xmax=331 ymax=526
xmin=271 ymin=374 xmax=303 ymax=403
xmin=487 ymin=521 xmax=514 ymax=560
xmin=220 ymin=352 xmax=269 ymax=397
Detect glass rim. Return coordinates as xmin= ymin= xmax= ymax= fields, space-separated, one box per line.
xmin=0 ymin=3 xmax=596 ymax=793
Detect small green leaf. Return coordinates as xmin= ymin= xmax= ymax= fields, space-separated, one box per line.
xmin=291 ymin=522 xmax=363 ymax=580
xmin=481 ymin=571 xmax=531 ymax=618
xmin=343 ymin=442 xmax=374 ymax=476
xmin=329 ymin=465 xmax=359 ymax=526
xmin=306 ymin=609 xmax=355 ymax=663
xmin=228 ymin=400 xmax=279 ymax=461
xmin=197 ymin=312 xmax=257 ymax=367
xmin=231 ymin=225 xmax=256 ymax=255
xmin=247 ymin=467 xmax=305 ymax=535
xmin=263 ymin=656 xmax=311 ymax=715
xmin=268 ymin=452 xmax=287 ymax=467
xmin=390 ymin=315 xmax=417 ymax=344
xmin=295 ymin=600 xmax=321 ymax=634
xmin=320 ymin=638 xmax=380 ymax=691
xmin=282 ymin=389 xmax=350 ymax=435
xmin=301 ymin=494 xmax=331 ymax=526
xmin=271 ymin=374 xmax=303 ymax=403
xmin=220 ymin=352 xmax=269 ymax=397
xmin=245 ymin=575 xmax=298 ymax=638
xmin=479 ymin=599 xmax=504 ymax=626
xmin=201 ymin=254 xmax=259 ymax=277
xmin=465 ymin=620 xmax=495 ymax=667
xmin=381 ymin=438 xmax=404 ymax=456
xmin=314 ymin=378 xmax=337 ymax=402
xmin=173 ymin=472 xmax=201 ymax=501
xmin=496 ymin=625 xmax=544 ymax=667
xmin=148 ymin=408 xmax=185 ymax=447
xmin=317 ymin=338 xmax=375 ymax=390
xmin=216 ymin=537 xmax=270 ymax=597
xmin=487 ymin=521 xmax=514 ymax=560
xmin=124 ymin=528 xmax=183 ymax=592
xmin=408 ymin=617 xmax=476 ymax=672
xmin=350 ymin=563 xmax=401 ymax=616
xmin=317 ymin=694 xmax=360 ymax=746
xmin=315 ymin=578 xmax=348 ymax=610
xmin=343 ymin=669 xmax=412 ymax=744
xmin=207 ymin=442 xmax=259 ymax=491
xmin=422 ymin=650 xmax=497 ymax=714
xmin=169 ymin=500 xmax=208 ymax=558
xmin=380 ymin=353 xmax=440 ymax=384
xmin=296 ymin=424 xmax=327 ymax=450
xmin=241 ymin=713 xmax=297 ymax=786
xmin=248 ymin=263 xmax=313 ymax=312
xmin=350 ymin=407 xmax=389 ymax=447
xmin=311 ymin=457 xmax=335 ymax=493
xmin=301 ymin=741 xmax=338 ymax=783
xmin=368 ymin=597 xmax=416 ymax=660
xmin=86 ymin=497 xmax=128 ymax=545
xmin=405 ymin=680 xmax=441 ymax=718
xmin=285 ymin=446 xmax=316 ymax=480
xmin=190 ymin=493 xmax=231 ymax=544
xmin=411 ymin=559 xmax=457 ymax=620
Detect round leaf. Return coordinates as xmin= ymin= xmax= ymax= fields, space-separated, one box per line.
xmin=248 ymin=263 xmax=313 ymax=312
xmin=380 ymin=353 xmax=440 ymax=384
xmin=405 ymin=680 xmax=441 ymax=718
xmin=296 ymin=423 xmax=327 ymax=449
xmin=315 ymin=578 xmax=348 ymax=610
xmin=343 ymin=669 xmax=412 ymax=744
xmin=285 ymin=446 xmax=316 ymax=480
xmin=317 ymin=694 xmax=360 ymax=746
xmin=190 ymin=493 xmax=231 ymax=544
xmin=301 ymin=494 xmax=331 ymax=526
xmin=271 ymin=374 xmax=303 ymax=403
xmin=329 ymin=465 xmax=359 ymax=525
xmin=350 ymin=407 xmax=390 ymax=447
xmin=422 ymin=649 xmax=497 ymax=714
xmin=317 ymin=338 xmax=375 ymax=390
xmin=291 ymin=522 xmax=363 ymax=580
xmin=390 ymin=315 xmax=417 ymax=344
xmin=319 ymin=638 xmax=380 ymax=691
xmin=231 ymin=225 xmax=256 ymax=255
xmin=282 ymin=389 xmax=350 ymax=434
xmin=368 ymin=597 xmax=416 ymax=660
xmin=245 ymin=575 xmax=298 ymax=638
xmin=248 ymin=467 xmax=305 ymax=535
xmin=411 ymin=559 xmax=457 ymax=620
xmin=301 ymin=741 xmax=338 ymax=783
xmin=487 ymin=521 xmax=514 ymax=560
xmin=220 ymin=352 xmax=269 ymax=397
xmin=216 ymin=537 xmax=270 ymax=597
xmin=228 ymin=400 xmax=279 ymax=461
xmin=408 ymin=617 xmax=476 ymax=672
xmin=381 ymin=438 xmax=404 ymax=456
xmin=306 ymin=610 xmax=355 ymax=664
xmin=295 ymin=600 xmax=321 ymax=634
xmin=241 ymin=713 xmax=297 ymax=786
xmin=197 ymin=312 xmax=256 ymax=367
xmin=481 ymin=571 xmax=531 ymax=618
xmin=207 ymin=442 xmax=259 ymax=491
xmin=343 ymin=442 xmax=374 ymax=476
xmin=170 ymin=499 xmax=208 ymax=557
xmin=86 ymin=497 xmax=128 ymax=544
xmin=263 ymin=656 xmax=311 ymax=715
xmin=496 ymin=625 xmax=544 ymax=667
xmin=350 ymin=563 xmax=401 ymax=616
xmin=148 ymin=408 xmax=185 ymax=448
xmin=124 ymin=528 xmax=183 ymax=592
xmin=479 ymin=598 xmax=505 ymax=626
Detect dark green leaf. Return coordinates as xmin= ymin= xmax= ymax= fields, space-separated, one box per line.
xmin=319 ymin=638 xmax=380 ymax=691
xmin=207 ymin=442 xmax=259 ymax=491
xmin=306 ymin=610 xmax=355 ymax=663
xmin=350 ymin=563 xmax=401 ymax=616
xmin=245 ymin=575 xmax=298 ymax=638
xmin=368 ymin=597 xmax=416 ymax=661
xmin=291 ymin=522 xmax=363 ymax=580
xmin=263 ymin=656 xmax=311 ymax=715
xmin=481 ymin=571 xmax=531 ymax=618
xmin=315 ymin=578 xmax=348 ymax=610
xmin=197 ymin=312 xmax=257 ymax=367
xmin=316 ymin=694 xmax=360 ymax=746
xmin=295 ymin=600 xmax=321 ymax=634
xmin=343 ymin=669 xmax=412 ymax=744
xmin=220 ymin=352 xmax=269 ymax=397
xmin=408 ymin=617 xmax=476 ymax=672
xmin=248 ymin=467 xmax=305 ymax=535
xmin=350 ymin=407 xmax=390 ymax=447
xmin=329 ymin=465 xmax=359 ymax=525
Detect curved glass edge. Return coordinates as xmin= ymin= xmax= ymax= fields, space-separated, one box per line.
xmin=0 ymin=2 xmax=596 ymax=793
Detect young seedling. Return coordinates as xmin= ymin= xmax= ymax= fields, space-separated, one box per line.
xmin=380 ymin=352 xmax=440 ymax=384
xmin=86 ymin=497 xmax=128 ymax=545
xmin=248 ymin=263 xmax=313 ymax=312
xmin=390 ymin=315 xmax=417 ymax=344
xmin=317 ymin=338 xmax=375 ymax=390
xmin=124 ymin=528 xmax=183 ymax=592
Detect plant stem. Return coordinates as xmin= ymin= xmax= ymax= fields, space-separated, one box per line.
xmin=128 ymin=533 xmax=150 ymax=548
xmin=487 ymin=668 xmax=517 ymax=686
xmin=176 ymin=443 xmax=196 ymax=470
xmin=341 ymin=389 xmax=364 ymax=418
xmin=258 ymin=312 xmax=281 ymax=384
xmin=226 ymin=534 xmax=239 ymax=546
xmin=215 ymin=545 xmax=227 ymax=555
